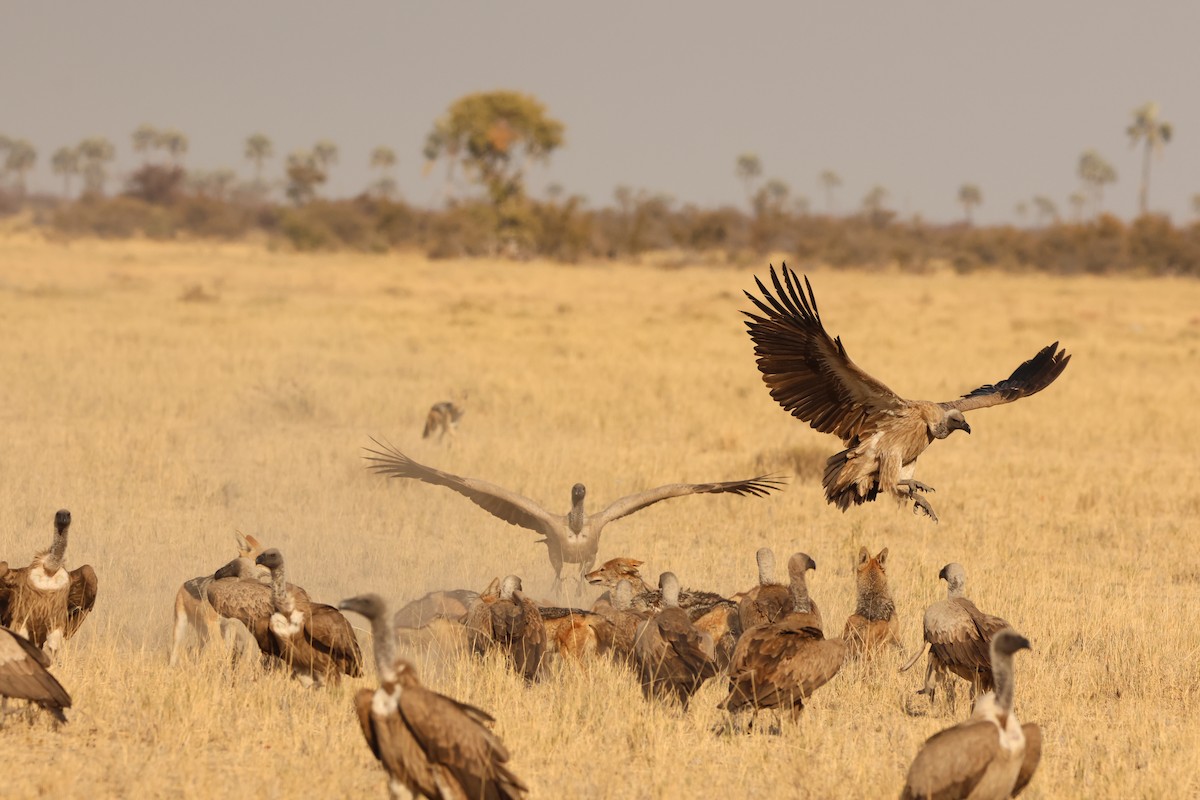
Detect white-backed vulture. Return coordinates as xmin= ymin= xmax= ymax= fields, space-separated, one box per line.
xmin=0 ymin=509 xmax=97 ymax=658
xmin=593 ymin=580 xmax=651 ymax=664
xmin=586 ymin=556 xmax=742 ymax=668
xmin=340 ymin=594 xmax=528 ymax=800
xmin=169 ymin=532 xmax=267 ymax=666
xmin=784 ymin=552 xmax=823 ymax=632
xmin=202 ymin=555 xmax=310 ymax=665
xmin=634 ymin=572 xmax=719 ymax=710
xmin=900 ymin=629 xmax=1040 ymax=800
xmin=464 ymin=578 xmax=503 ymax=657
xmin=253 ymin=549 xmax=363 ymax=686
xmin=843 ymin=547 xmax=902 ymax=658
xmin=423 ymin=401 xmax=466 ymax=443
xmin=487 ymin=576 xmax=546 ymax=683
xmin=737 ymin=547 xmax=791 ymax=631
xmin=900 ymin=563 xmax=1012 ymax=709
xmin=742 ymin=264 xmax=1070 ymax=522
xmin=364 ymin=440 xmax=784 ymax=594
xmin=720 ymin=610 xmax=845 ymax=721
xmin=0 ymin=626 xmax=72 ymax=723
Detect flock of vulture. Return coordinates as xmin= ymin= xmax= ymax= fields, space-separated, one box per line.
xmin=0 ymin=264 xmax=1070 ymax=799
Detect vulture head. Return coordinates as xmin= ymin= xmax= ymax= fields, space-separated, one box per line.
xmin=571 ymin=483 xmax=586 ymax=505
xmin=54 ymin=509 xmax=72 ymax=535
xmin=788 ymin=552 xmax=817 ymax=577
xmin=613 ymin=579 xmax=634 ymax=610
xmin=255 ymin=548 xmax=285 ymax=571
xmin=500 ymin=574 xmax=523 ymax=600
xmin=339 ymin=593 xmax=387 ymax=622
xmin=213 ymin=556 xmax=255 ymax=581
xmin=991 ymin=628 xmax=1032 ymax=658
xmin=755 ymin=547 xmax=777 ymax=584
xmin=658 ymin=571 xmax=681 ymax=607
xmin=938 ymin=562 xmax=967 ymax=595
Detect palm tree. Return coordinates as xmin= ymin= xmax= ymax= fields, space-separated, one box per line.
xmin=313 ymin=139 xmax=338 ymax=170
xmin=1014 ymin=201 xmax=1029 ymax=224
xmin=3 ymin=139 xmax=37 ymax=194
xmin=958 ymin=183 xmax=982 ymax=225
xmin=132 ymin=124 xmax=160 ymax=164
xmin=1127 ymin=102 xmax=1172 ymax=215
xmin=244 ymin=133 xmax=274 ymax=183
xmin=285 ymin=149 xmax=326 ymax=205
xmin=1068 ymin=191 xmax=1087 ymax=223
xmin=1032 ymin=195 xmax=1058 ymax=226
xmin=159 ymin=129 xmax=188 ymax=165
xmin=819 ymin=169 xmax=842 ymax=214
xmin=1077 ymin=150 xmax=1117 ymax=217
xmin=51 ymin=146 xmax=81 ymax=197
xmin=370 ymin=146 xmax=397 ymax=199
xmin=77 ymin=136 xmax=116 ymax=195
xmin=735 ymin=153 xmax=762 ymax=209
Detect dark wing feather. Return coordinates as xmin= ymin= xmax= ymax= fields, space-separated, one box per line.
xmin=593 ymin=475 xmax=785 ymax=526
xmin=305 ymin=603 xmax=364 ymax=677
xmin=1013 ymin=723 xmax=1042 ymax=797
xmin=0 ymin=562 xmax=14 ymax=625
xmin=742 ymin=264 xmax=904 ymax=443
xmin=0 ymin=627 xmax=72 ymax=721
xmin=65 ymin=564 xmax=98 ymax=637
xmin=902 ymin=720 xmax=999 ymax=800
xmin=944 ymin=342 xmax=1070 ymax=413
xmin=364 ymin=438 xmax=558 ymax=537
xmin=354 ymin=688 xmax=383 ymax=762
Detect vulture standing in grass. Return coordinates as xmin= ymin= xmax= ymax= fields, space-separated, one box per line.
xmin=364 ymin=440 xmax=784 ymax=594
xmin=0 ymin=626 xmax=72 ymax=723
xmin=205 ymin=555 xmax=311 ymax=664
xmin=901 ymin=563 xmax=1012 ymax=709
xmin=634 ymin=572 xmax=719 ymax=710
xmin=467 ymin=575 xmax=546 ymax=683
xmin=253 ymin=549 xmax=362 ymax=686
xmin=737 ymin=547 xmax=795 ymax=631
xmin=900 ymin=628 xmax=1041 ymax=800
xmin=593 ymin=579 xmax=651 ymax=664
xmin=742 ymin=264 xmax=1070 ymax=522
xmin=0 ymin=510 xmax=97 ymax=658
xmin=340 ymin=593 xmax=528 ymax=800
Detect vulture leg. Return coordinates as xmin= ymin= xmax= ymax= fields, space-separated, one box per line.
xmin=910 ymin=494 xmax=939 ymax=523
xmin=897 ymin=479 xmax=935 ymax=494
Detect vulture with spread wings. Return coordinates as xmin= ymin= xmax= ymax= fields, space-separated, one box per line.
xmin=364 ymin=440 xmax=784 ymax=594
xmin=743 ymin=264 xmax=1069 ymax=522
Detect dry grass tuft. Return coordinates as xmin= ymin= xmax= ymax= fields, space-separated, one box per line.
xmin=1 ymin=236 xmax=1198 ymax=798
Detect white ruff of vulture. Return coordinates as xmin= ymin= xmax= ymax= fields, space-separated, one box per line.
xmin=0 ymin=626 xmax=72 ymax=723
xmin=0 ymin=509 xmax=97 ymax=658
xmin=900 ymin=563 xmax=1012 ymax=709
xmin=742 ymin=264 xmax=1070 ymax=522
xmin=253 ymin=549 xmax=363 ymax=686
xmin=340 ymin=593 xmax=528 ymax=800
xmin=900 ymin=629 xmax=1041 ymax=800
xmin=363 ymin=439 xmax=784 ymax=593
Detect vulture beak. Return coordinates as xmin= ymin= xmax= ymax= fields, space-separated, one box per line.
xmin=961 ymin=421 xmax=972 ymax=435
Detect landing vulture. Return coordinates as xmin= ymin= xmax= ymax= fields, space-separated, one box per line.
xmin=364 ymin=439 xmax=784 ymax=593
xmin=743 ymin=264 xmax=1070 ymax=522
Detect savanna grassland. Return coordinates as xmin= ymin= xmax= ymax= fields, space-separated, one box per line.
xmin=1 ymin=235 xmax=1198 ymax=799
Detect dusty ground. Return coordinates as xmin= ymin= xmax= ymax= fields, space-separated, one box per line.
xmin=1 ymin=236 xmax=1197 ymax=798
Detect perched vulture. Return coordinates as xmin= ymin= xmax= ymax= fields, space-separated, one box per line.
xmin=592 ymin=580 xmax=651 ymax=664
xmin=783 ymin=552 xmax=822 ymax=632
xmin=743 ymin=264 xmax=1070 ymax=522
xmin=900 ymin=563 xmax=1012 ymax=709
xmin=720 ymin=611 xmax=845 ymax=721
xmin=364 ymin=439 xmax=784 ymax=594
xmin=169 ymin=531 xmax=267 ymax=666
xmin=737 ymin=548 xmax=793 ymax=631
xmin=253 ymin=549 xmax=363 ymax=686
xmin=340 ymin=593 xmax=528 ymax=800
xmin=900 ymin=629 xmax=1041 ymax=800
xmin=479 ymin=575 xmax=546 ymax=683
xmin=0 ymin=509 xmax=97 ymax=658
xmin=0 ymin=626 xmax=72 ymax=723
xmin=464 ymin=578 xmax=503 ymax=658
xmin=423 ymin=400 xmax=466 ymax=443
xmin=634 ymin=572 xmax=719 ymax=710
xmin=843 ymin=547 xmax=902 ymax=658
xmin=586 ymin=556 xmax=741 ymax=668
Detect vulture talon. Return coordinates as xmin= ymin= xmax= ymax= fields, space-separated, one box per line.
xmin=912 ymin=496 xmax=939 ymax=523
xmin=899 ymin=479 xmax=935 ymax=495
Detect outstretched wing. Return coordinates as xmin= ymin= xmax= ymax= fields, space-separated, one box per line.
xmin=743 ymin=264 xmax=904 ymax=443
xmin=364 ymin=438 xmax=558 ymax=537
xmin=943 ymin=342 xmax=1070 ymax=413
xmin=592 ymin=475 xmax=785 ymax=527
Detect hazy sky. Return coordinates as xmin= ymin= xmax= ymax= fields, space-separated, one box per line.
xmin=4 ymin=2 xmax=1198 ymax=224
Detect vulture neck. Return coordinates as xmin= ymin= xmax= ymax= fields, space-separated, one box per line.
xmin=42 ymin=531 xmax=68 ymax=575
xmin=756 ymin=550 xmax=777 ymax=586
xmin=789 ymin=575 xmax=813 ymax=614
xmin=269 ymin=566 xmax=294 ymax=614
xmin=993 ymin=650 xmax=1016 ymax=717
xmin=946 ymin=580 xmax=966 ymax=600
xmin=567 ymin=498 xmax=584 ymax=534
xmin=369 ymin=613 xmax=399 ymax=683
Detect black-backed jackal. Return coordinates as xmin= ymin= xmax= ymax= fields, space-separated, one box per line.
xmin=422 ymin=401 xmax=465 ymax=442
xmin=168 ymin=532 xmax=266 ymax=665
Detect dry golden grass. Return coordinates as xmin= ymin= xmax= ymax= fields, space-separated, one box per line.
xmin=1 ymin=235 xmax=1199 ymax=798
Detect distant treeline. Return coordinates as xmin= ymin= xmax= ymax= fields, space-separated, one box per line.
xmin=2 ymin=166 xmax=1199 ymax=275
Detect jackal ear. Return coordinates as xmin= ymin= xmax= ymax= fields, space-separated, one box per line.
xmin=856 ymin=546 xmax=869 ymax=566
xmin=630 ymin=559 xmax=644 ymax=569
xmin=234 ymin=530 xmax=249 ymax=554
xmin=876 ymin=548 xmax=889 ymax=566
xmin=244 ymin=534 xmax=263 ymax=553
